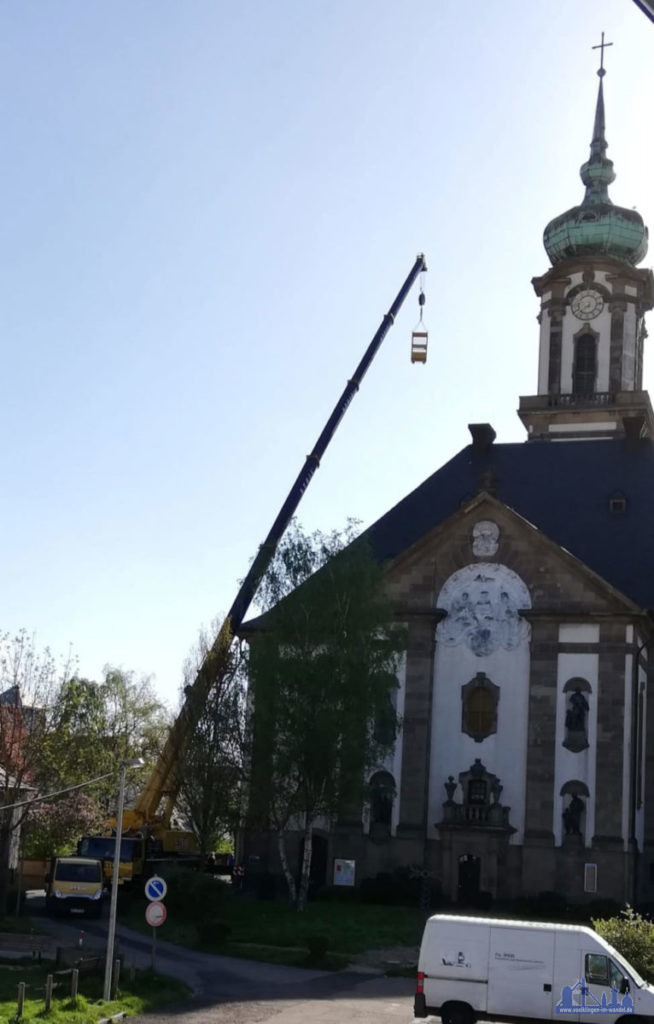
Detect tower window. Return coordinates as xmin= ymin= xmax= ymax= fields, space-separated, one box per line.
xmin=573 ymin=334 xmax=597 ymax=396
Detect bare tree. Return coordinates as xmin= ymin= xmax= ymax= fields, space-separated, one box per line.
xmin=0 ymin=631 xmax=73 ymax=912
xmin=175 ymin=621 xmax=248 ymax=856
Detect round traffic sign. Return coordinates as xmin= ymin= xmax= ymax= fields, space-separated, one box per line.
xmin=145 ymin=900 xmax=167 ymax=927
xmin=144 ymin=875 xmax=167 ymax=901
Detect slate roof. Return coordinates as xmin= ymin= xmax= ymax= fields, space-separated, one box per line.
xmin=361 ymin=437 xmax=654 ymax=609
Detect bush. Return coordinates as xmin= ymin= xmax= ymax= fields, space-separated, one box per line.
xmin=359 ymin=866 xmax=442 ymax=908
xmin=196 ymin=918 xmax=231 ymax=946
xmin=255 ymin=872 xmax=277 ymax=900
xmin=305 ymin=933 xmax=329 ymax=963
xmin=592 ymin=905 xmax=654 ymax=981
xmin=160 ymin=867 xmax=227 ymax=922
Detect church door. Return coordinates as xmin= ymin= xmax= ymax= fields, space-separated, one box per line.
xmin=457 ymin=853 xmax=480 ymax=905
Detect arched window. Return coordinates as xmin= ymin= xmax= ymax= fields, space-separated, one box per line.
xmin=369 ymin=771 xmax=395 ymax=826
xmin=461 ymin=672 xmax=499 ymax=742
xmin=467 ymin=688 xmax=494 ymax=737
xmin=573 ymin=334 xmax=597 ymax=396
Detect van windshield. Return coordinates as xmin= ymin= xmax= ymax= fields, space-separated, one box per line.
xmin=55 ymin=862 xmax=102 ymax=883
xmin=78 ymin=837 xmax=140 ymax=862
xmin=611 ymin=949 xmax=645 ymax=989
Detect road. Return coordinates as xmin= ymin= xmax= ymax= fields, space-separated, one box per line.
xmin=24 ymin=892 xmax=419 ymax=1024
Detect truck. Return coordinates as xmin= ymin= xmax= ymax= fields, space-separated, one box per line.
xmin=77 ymin=828 xmax=199 ymax=890
xmin=414 ymin=913 xmax=654 ymax=1024
xmin=44 ymin=856 xmax=104 ymax=917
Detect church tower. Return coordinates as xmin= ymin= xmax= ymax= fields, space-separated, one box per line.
xmin=519 ymin=49 xmax=654 ymax=441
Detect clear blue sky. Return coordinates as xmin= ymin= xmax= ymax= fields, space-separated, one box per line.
xmin=1 ymin=1 xmax=651 ymax=709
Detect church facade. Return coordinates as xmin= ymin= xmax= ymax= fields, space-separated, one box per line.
xmin=241 ymin=62 xmax=654 ymax=908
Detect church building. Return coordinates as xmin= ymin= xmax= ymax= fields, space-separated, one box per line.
xmin=241 ymin=56 xmax=654 ymax=908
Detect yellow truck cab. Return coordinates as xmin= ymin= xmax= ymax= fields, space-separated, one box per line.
xmin=45 ymin=856 xmax=104 ymax=917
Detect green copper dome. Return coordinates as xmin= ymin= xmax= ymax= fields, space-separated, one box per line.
xmin=543 ymin=72 xmax=648 ymax=267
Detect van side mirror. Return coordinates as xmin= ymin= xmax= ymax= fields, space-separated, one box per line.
xmin=620 ymin=978 xmax=629 ymax=995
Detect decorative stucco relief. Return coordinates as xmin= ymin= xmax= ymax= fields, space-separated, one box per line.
xmin=436 ymin=563 xmax=531 ymax=657
xmin=472 ymin=520 xmax=500 ymax=557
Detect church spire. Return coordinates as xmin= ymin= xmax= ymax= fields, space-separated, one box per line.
xmin=578 ymin=71 xmax=615 ymax=208
xmin=542 ymin=36 xmax=648 ymax=268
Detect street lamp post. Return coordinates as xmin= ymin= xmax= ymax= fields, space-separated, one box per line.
xmin=103 ymin=758 xmax=144 ymax=1002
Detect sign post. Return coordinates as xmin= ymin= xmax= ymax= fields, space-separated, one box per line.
xmin=144 ymin=876 xmax=168 ymax=971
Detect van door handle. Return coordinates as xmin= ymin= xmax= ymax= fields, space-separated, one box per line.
xmin=544 ymin=984 xmax=552 ymax=992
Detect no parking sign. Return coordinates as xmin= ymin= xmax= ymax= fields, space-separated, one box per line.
xmin=145 ymin=875 xmax=168 ymax=901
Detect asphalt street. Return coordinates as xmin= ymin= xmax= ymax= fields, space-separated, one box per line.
xmin=24 ymin=893 xmax=418 ymax=1024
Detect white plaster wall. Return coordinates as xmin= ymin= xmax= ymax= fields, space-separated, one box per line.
xmin=636 ymin=668 xmax=647 ymax=850
xmin=391 ymin=649 xmax=407 ymax=836
xmin=537 ymin=300 xmax=551 ymax=394
xmin=623 ymin=305 xmax=637 ymax=390
xmin=622 ymin=648 xmax=633 ymax=850
xmin=361 ymin=647 xmax=407 ymax=837
xmin=553 ymin=650 xmax=598 ymax=847
xmin=429 ymin=564 xmax=532 ymax=845
xmin=560 ymin=624 xmax=600 ymax=644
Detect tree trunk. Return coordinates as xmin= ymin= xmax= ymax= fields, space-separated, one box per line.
xmin=276 ymin=830 xmax=297 ymax=905
xmin=297 ymin=816 xmax=313 ymax=911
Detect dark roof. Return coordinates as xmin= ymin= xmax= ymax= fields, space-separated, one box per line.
xmin=361 ymin=437 xmax=654 ymax=609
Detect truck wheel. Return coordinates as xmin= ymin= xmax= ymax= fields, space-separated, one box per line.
xmin=440 ymin=1002 xmax=474 ymax=1024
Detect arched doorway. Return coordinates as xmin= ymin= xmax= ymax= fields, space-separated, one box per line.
xmin=457 ymin=853 xmax=480 ymax=905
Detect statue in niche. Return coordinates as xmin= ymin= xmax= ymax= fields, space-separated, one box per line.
xmin=565 ymin=690 xmax=589 ymax=733
xmin=562 ymin=794 xmax=585 ymax=836
xmin=472 ymin=520 xmax=500 ymax=557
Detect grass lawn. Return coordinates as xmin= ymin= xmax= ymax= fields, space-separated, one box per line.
xmin=124 ymin=887 xmax=425 ymax=967
xmin=0 ymin=958 xmax=188 ymax=1024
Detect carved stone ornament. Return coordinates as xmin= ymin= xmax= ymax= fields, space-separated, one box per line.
xmin=472 ymin=520 xmax=500 ymax=557
xmin=436 ymin=563 xmax=531 ymax=657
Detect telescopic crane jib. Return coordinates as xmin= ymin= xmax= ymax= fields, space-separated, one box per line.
xmin=117 ymin=253 xmax=428 ymax=845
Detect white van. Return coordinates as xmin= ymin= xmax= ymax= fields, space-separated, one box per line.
xmin=414 ymin=913 xmax=654 ymax=1024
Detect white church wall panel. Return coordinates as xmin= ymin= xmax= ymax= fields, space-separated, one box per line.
xmin=430 ymin=563 xmax=532 ymax=844
xmin=622 ymin=646 xmax=633 ymax=851
xmin=554 ymin=649 xmax=599 ymax=847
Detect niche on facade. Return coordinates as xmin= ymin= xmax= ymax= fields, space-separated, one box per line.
xmin=561 ymin=779 xmax=589 ymax=838
xmin=368 ymin=770 xmax=395 ymax=840
xmin=439 ymin=758 xmax=514 ymax=832
xmin=461 ymin=672 xmax=499 ymax=743
xmin=562 ymin=677 xmax=591 ymax=752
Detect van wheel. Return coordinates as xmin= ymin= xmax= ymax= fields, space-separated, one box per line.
xmin=440 ymin=1003 xmax=474 ymax=1024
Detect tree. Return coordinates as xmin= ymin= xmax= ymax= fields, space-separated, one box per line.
xmin=41 ymin=667 xmax=169 ymax=817
xmin=22 ymin=793 xmax=102 ymax=859
xmin=0 ymin=630 xmax=73 ymax=912
xmin=175 ymin=622 xmax=247 ymax=856
xmin=247 ymin=521 xmax=406 ymax=909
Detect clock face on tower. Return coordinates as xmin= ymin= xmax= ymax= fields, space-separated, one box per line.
xmin=570 ymin=288 xmax=604 ymax=321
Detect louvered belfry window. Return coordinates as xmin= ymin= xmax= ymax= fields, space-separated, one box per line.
xmin=573 ymin=334 xmax=597 ymax=395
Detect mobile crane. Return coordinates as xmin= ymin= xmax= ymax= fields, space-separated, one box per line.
xmin=78 ymin=255 xmax=427 ymax=886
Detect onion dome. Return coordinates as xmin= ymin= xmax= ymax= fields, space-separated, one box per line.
xmin=543 ymin=69 xmax=648 ymax=267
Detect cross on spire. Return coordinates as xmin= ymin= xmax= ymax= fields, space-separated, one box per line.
xmin=592 ymin=31 xmax=613 ymax=78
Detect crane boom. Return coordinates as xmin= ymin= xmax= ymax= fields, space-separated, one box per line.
xmin=130 ymin=253 xmax=428 ymax=829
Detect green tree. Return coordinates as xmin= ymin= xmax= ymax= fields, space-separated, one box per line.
xmin=175 ymin=622 xmax=247 ymax=856
xmin=248 ymin=521 xmax=405 ymax=909
xmin=42 ymin=667 xmax=169 ymax=816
